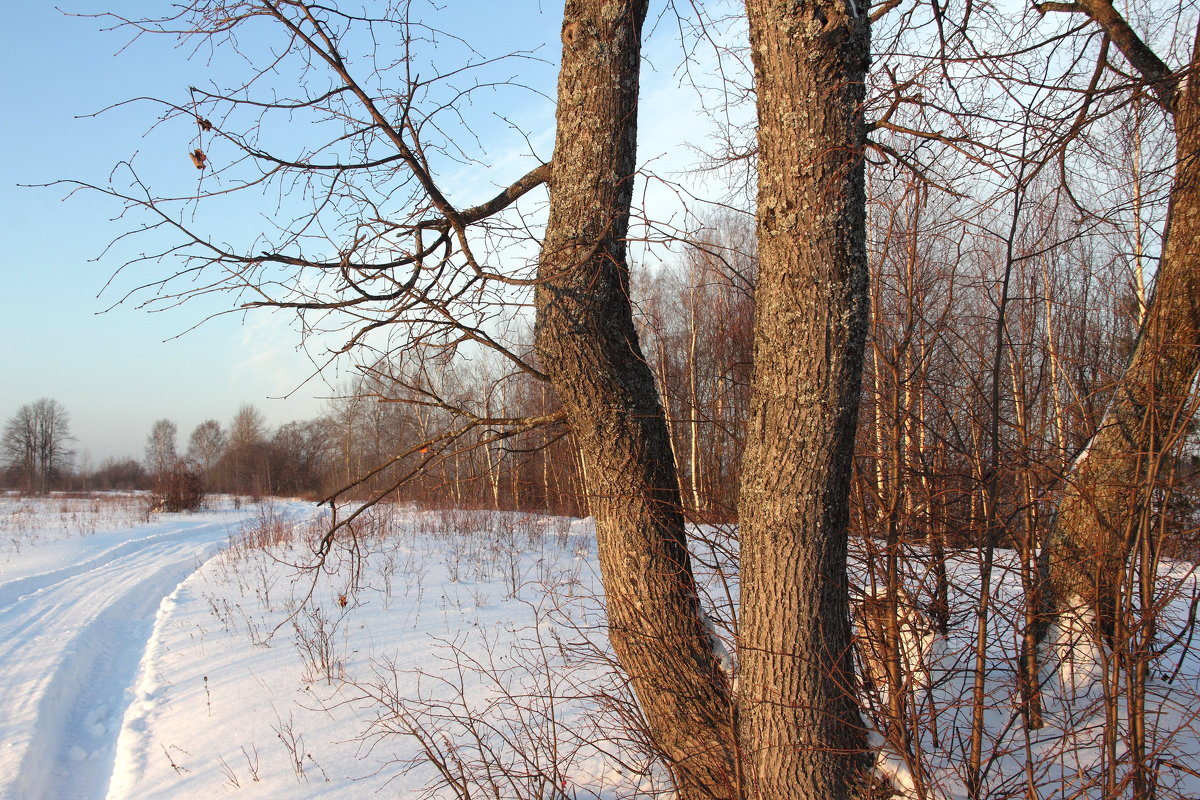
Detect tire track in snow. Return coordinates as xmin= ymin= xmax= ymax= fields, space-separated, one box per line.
xmin=0 ymin=524 xmax=226 ymax=612
xmin=0 ymin=520 xmax=235 ymax=800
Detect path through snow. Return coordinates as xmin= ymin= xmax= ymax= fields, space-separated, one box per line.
xmin=0 ymin=505 xmax=305 ymax=800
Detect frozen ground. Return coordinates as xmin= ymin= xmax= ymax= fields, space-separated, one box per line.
xmin=0 ymin=496 xmax=316 ymax=799
xmin=0 ymin=496 xmax=645 ymax=799
xmin=4 ymin=493 xmax=1200 ymax=799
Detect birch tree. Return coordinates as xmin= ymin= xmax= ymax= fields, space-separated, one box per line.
xmin=144 ymin=418 xmax=179 ymax=478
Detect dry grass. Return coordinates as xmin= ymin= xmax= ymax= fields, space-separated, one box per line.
xmin=0 ymin=492 xmax=151 ymax=550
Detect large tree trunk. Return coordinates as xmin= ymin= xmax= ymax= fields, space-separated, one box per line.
xmin=736 ymin=0 xmax=872 ymax=797
xmin=1041 ymin=27 xmax=1200 ymax=654
xmin=533 ymin=1 xmax=737 ymax=796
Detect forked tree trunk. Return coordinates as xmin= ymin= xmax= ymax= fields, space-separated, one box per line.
xmin=736 ymin=0 xmax=871 ymax=796
xmin=533 ymin=1 xmax=737 ymax=796
xmin=1041 ymin=23 xmax=1200 ymax=655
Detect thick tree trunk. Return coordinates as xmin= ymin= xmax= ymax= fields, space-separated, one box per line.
xmin=1041 ymin=51 xmax=1200 ymax=650
xmin=736 ymin=0 xmax=871 ymax=797
xmin=533 ymin=1 xmax=737 ymax=796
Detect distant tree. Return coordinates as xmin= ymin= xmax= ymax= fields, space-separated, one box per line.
xmin=229 ymin=405 xmax=267 ymax=450
xmin=88 ymin=458 xmax=147 ymax=491
xmin=221 ymin=404 xmax=271 ymax=495
xmin=145 ymin=418 xmax=179 ymax=478
xmin=1 ymin=399 xmax=74 ymax=494
xmin=269 ymin=419 xmax=335 ymax=496
xmin=185 ymin=419 xmax=227 ymax=483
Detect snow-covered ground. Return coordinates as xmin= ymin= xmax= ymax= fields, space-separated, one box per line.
xmin=4 ymin=492 xmax=1200 ymax=799
xmin=0 ymin=496 xmax=652 ymax=799
xmin=0 ymin=496 xmax=314 ymax=799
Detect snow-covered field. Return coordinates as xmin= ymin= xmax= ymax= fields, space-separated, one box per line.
xmin=0 ymin=495 xmax=653 ymax=799
xmin=5 ymin=492 xmax=1200 ymax=799
xmin=0 ymin=494 xmax=269 ymax=799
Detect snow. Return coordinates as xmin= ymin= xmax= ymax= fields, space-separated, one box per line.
xmin=847 ymin=543 xmax=1200 ymax=799
xmin=0 ymin=496 xmax=663 ymax=799
xmin=4 ymin=494 xmax=1200 ymax=798
xmin=0 ymin=495 xmax=306 ymax=800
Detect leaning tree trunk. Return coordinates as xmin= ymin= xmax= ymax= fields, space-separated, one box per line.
xmin=736 ymin=0 xmax=872 ymax=797
xmin=1040 ymin=25 xmax=1200 ymax=655
xmin=533 ymin=1 xmax=737 ymax=796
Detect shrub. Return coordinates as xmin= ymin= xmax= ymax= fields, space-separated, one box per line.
xmin=149 ymin=464 xmax=206 ymax=512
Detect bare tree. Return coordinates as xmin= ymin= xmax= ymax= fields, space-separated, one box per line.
xmin=531 ymin=1 xmax=736 ymax=794
xmin=185 ymin=419 xmax=227 ymax=480
xmin=1029 ymin=0 xmax=1200 ymax=664
xmin=1 ymin=398 xmax=74 ymax=495
xmin=145 ymin=418 xmax=179 ymax=478
xmin=269 ymin=418 xmax=335 ymax=496
xmin=735 ymin=0 xmax=872 ymax=795
xmin=635 ymin=216 xmax=756 ymax=520
xmin=73 ymin=0 xmax=892 ymax=794
xmin=222 ymin=404 xmax=271 ymax=496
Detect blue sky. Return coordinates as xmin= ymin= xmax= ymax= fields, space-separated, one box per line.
xmin=0 ymin=2 xmax=556 ymax=465
xmin=0 ymin=2 xmax=735 ymax=466
xmin=1 ymin=3 xmax=340 ymax=464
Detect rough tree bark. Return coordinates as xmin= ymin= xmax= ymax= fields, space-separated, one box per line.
xmin=533 ymin=1 xmax=738 ymax=796
xmin=736 ymin=0 xmax=872 ymax=796
xmin=85 ymin=1 xmax=880 ymax=794
xmin=1038 ymin=3 xmax=1200 ymax=652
